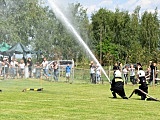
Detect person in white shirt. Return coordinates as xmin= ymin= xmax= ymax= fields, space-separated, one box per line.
xmin=41 ymin=57 xmax=49 ymax=79
xmin=129 ymin=64 xmax=136 ymax=85
xmin=10 ymin=58 xmax=18 ymax=78
xmin=3 ymin=58 xmax=9 ymax=78
xmin=89 ymin=61 xmax=96 ymax=84
xmin=19 ymin=59 xmax=25 ymax=78
xmin=95 ymin=64 xmax=101 ymax=84
xmin=0 ymin=59 xmax=3 ymax=76
xmin=123 ymin=66 xmax=128 ymax=84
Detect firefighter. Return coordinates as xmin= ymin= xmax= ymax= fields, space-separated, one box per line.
xmin=136 ymin=65 xmax=148 ymax=100
xmin=110 ymin=69 xmax=128 ymax=99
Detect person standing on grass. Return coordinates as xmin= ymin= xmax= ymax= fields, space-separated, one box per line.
xmin=41 ymin=57 xmax=49 ymax=79
xmin=129 ymin=64 xmax=136 ymax=85
xmin=52 ymin=61 xmax=59 ymax=81
xmin=35 ymin=62 xmax=41 ymax=79
xmin=3 ymin=58 xmax=9 ymax=78
xmin=90 ymin=61 xmax=96 ymax=84
xmin=110 ymin=69 xmax=128 ymax=99
xmin=66 ymin=64 xmax=71 ymax=82
xmin=145 ymin=67 xmax=151 ymax=82
xmin=19 ymin=59 xmax=25 ymax=78
xmin=149 ymin=62 xmax=158 ymax=85
xmin=123 ymin=66 xmax=128 ymax=84
xmin=10 ymin=58 xmax=18 ymax=78
xmin=0 ymin=59 xmax=3 ymax=76
xmin=95 ymin=64 xmax=101 ymax=84
xmin=27 ymin=58 xmax=33 ymax=78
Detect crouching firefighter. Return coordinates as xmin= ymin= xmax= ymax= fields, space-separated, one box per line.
xmin=136 ymin=66 xmax=148 ymax=100
xmin=110 ymin=70 xmax=128 ymax=99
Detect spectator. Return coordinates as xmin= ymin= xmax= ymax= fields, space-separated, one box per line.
xmin=95 ymin=64 xmax=101 ymax=84
xmin=0 ymin=59 xmax=3 ymax=76
xmin=149 ymin=62 xmax=158 ymax=84
xmin=89 ymin=61 xmax=96 ymax=84
xmin=3 ymin=58 xmax=9 ymax=78
xmin=41 ymin=57 xmax=49 ymax=79
xmin=123 ymin=66 xmax=128 ymax=84
xmin=19 ymin=59 xmax=25 ymax=78
xmin=35 ymin=62 xmax=41 ymax=79
xmin=66 ymin=64 xmax=71 ymax=82
xmin=52 ymin=61 xmax=59 ymax=81
xmin=10 ymin=58 xmax=18 ymax=78
xmin=145 ymin=67 xmax=151 ymax=82
xmin=129 ymin=64 xmax=136 ymax=85
xmin=27 ymin=58 xmax=33 ymax=78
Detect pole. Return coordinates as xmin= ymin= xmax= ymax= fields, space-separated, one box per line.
xmin=153 ymin=69 xmax=155 ymax=87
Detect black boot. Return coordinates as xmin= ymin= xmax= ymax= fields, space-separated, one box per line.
xmin=141 ymin=95 xmax=146 ymax=100
xmin=122 ymin=96 xmax=128 ymax=99
xmin=112 ymin=91 xmax=117 ymax=98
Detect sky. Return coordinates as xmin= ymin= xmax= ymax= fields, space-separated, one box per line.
xmin=60 ymin=0 xmax=160 ymax=19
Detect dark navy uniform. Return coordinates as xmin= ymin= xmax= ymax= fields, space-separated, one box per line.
xmin=110 ymin=70 xmax=128 ymax=99
xmin=136 ymin=68 xmax=148 ymax=100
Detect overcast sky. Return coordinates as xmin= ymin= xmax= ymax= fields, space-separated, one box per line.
xmin=58 ymin=0 xmax=160 ymax=19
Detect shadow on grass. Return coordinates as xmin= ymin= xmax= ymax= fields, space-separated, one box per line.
xmin=108 ymin=97 xmax=126 ymax=99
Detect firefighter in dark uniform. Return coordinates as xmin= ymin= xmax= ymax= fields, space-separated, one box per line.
xmin=136 ymin=65 xmax=148 ymax=100
xmin=110 ymin=70 xmax=128 ymax=99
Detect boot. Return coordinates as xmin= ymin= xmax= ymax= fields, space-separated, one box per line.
xmin=112 ymin=91 xmax=117 ymax=98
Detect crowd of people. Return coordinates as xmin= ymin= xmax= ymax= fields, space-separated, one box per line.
xmin=35 ymin=58 xmax=72 ymax=82
xmin=89 ymin=61 xmax=101 ymax=84
xmin=0 ymin=57 xmax=30 ymax=78
xmin=0 ymin=56 xmax=72 ymax=82
xmin=113 ymin=61 xmax=159 ymax=85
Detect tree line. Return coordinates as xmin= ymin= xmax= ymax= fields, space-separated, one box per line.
xmin=0 ymin=0 xmax=160 ymax=66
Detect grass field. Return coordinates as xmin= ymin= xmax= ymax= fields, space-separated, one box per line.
xmin=0 ymin=78 xmax=160 ymax=120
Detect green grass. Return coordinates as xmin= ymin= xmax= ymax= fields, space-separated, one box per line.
xmin=0 ymin=79 xmax=160 ymax=120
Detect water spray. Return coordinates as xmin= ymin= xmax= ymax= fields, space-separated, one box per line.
xmin=47 ymin=0 xmax=111 ymax=83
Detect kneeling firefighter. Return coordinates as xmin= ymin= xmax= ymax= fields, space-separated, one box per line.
xmin=110 ymin=70 xmax=128 ymax=99
xmin=136 ymin=66 xmax=148 ymax=100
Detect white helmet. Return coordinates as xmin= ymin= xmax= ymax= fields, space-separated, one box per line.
xmin=114 ymin=70 xmax=122 ymax=78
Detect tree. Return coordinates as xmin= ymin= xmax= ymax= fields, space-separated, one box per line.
xmin=91 ymin=8 xmax=117 ymax=65
xmin=140 ymin=8 xmax=160 ymax=62
xmin=91 ymin=6 xmax=160 ymax=65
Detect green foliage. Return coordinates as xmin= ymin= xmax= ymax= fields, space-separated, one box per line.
xmin=0 ymin=0 xmax=160 ymax=65
xmin=1 ymin=0 xmax=91 ymax=62
xmin=91 ymin=7 xmax=160 ymax=65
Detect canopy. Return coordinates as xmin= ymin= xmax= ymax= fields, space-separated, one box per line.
xmin=4 ymin=42 xmax=31 ymax=55
xmin=0 ymin=42 xmax=11 ymax=53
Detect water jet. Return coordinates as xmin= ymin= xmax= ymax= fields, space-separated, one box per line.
xmin=47 ymin=0 xmax=111 ymax=83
